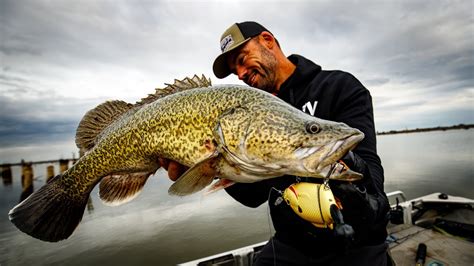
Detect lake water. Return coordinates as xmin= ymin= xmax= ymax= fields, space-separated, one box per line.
xmin=0 ymin=129 xmax=473 ymax=265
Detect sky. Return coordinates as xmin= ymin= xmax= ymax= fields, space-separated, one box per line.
xmin=0 ymin=0 xmax=473 ymax=152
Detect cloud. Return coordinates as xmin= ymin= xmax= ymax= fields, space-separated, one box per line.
xmin=0 ymin=95 xmax=86 ymax=147
xmin=0 ymin=0 xmax=472 ymax=152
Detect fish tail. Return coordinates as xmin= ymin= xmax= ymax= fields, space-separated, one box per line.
xmin=8 ymin=174 xmax=89 ymax=242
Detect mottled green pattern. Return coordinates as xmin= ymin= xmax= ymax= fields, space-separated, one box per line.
xmin=7 ymin=79 xmax=364 ymax=242
xmin=61 ymin=84 xmax=362 ymax=199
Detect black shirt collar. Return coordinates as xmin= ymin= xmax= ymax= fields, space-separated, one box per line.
xmin=278 ymin=54 xmax=322 ymax=104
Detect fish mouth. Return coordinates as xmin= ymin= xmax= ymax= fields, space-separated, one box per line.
xmin=329 ymin=134 xmax=363 ymax=157
xmin=320 ymin=133 xmax=364 ymax=168
xmin=298 ymin=133 xmax=364 ymax=173
xmin=318 ymin=161 xmax=364 ymax=181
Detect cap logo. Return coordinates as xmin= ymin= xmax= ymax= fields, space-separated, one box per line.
xmin=220 ymin=34 xmax=234 ymax=52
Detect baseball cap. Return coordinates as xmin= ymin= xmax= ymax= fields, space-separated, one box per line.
xmin=212 ymin=21 xmax=270 ymax=79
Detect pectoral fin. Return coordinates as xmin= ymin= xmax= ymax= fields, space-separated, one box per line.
xmin=99 ymin=172 xmax=154 ymax=206
xmin=168 ymin=151 xmax=220 ymax=196
xmin=205 ymin=178 xmax=235 ymax=195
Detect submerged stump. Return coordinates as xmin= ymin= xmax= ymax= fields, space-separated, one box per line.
xmin=1 ymin=164 xmax=12 ymax=186
xmin=46 ymin=165 xmax=55 ymax=182
xmin=59 ymin=159 xmax=69 ymax=173
xmin=20 ymin=162 xmax=34 ymax=202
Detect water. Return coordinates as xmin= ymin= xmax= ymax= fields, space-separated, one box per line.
xmin=380 ymin=129 xmax=473 ymax=200
xmin=0 ymin=129 xmax=472 ymax=265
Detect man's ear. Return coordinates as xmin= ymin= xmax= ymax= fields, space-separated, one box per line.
xmin=260 ymin=31 xmax=276 ymax=49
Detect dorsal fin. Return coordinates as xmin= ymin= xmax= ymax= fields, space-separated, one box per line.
xmin=75 ymin=75 xmax=211 ymax=151
xmin=135 ymin=74 xmax=211 ymax=106
xmin=75 ymin=100 xmax=133 ymax=151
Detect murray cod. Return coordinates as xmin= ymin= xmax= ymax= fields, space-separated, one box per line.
xmin=9 ymin=75 xmax=364 ymax=242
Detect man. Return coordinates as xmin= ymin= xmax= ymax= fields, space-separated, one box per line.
xmin=163 ymin=22 xmax=391 ymax=265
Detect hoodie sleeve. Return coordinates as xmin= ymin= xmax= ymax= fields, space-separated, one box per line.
xmin=224 ymin=180 xmax=272 ymax=208
xmin=328 ymin=72 xmax=390 ymax=236
xmin=329 ymin=72 xmax=384 ymax=195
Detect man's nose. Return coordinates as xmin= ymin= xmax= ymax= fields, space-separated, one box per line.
xmin=236 ymin=65 xmax=247 ymax=80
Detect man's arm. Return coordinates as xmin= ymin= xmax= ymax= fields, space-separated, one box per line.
xmin=329 ymin=73 xmax=390 ymax=239
xmin=325 ymin=72 xmax=383 ymax=192
xmin=224 ymin=181 xmax=273 ymax=208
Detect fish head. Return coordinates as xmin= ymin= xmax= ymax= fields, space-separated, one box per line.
xmin=294 ymin=118 xmax=364 ymax=175
xmin=216 ymin=100 xmax=364 ymax=178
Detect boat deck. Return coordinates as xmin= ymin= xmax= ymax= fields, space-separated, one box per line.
xmin=180 ymin=192 xmax=474 ymax=265
xmin=388 ymin=223 xmax=474 ymax=265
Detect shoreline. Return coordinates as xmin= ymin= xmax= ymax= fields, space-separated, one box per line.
xmin=377 ymin=123 xmax=473 ymax=136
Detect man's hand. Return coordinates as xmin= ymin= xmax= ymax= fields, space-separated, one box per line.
xmin=332 ymin=182 xmax=378 ymax=226
xmin=339 ymin=151 xmax=366 ymax=176
xmin=332 ymin=151 xmax=374 ymax=222
xmin=158 ymin=158 xmax=188 ymax=181
xmin=331 ymin=151 xmax=388 ymax=237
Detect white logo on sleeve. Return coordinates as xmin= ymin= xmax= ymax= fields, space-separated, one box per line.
xmin=302 ymin=101 xmax=318 ymax=116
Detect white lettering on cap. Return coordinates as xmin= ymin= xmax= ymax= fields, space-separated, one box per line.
xmin=220 ymin=34 xmax=234 ymax=52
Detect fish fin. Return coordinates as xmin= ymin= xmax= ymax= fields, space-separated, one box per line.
xmin=331 ymin=169 xmax=363 ymax=182
xmin=204 ymin=179 xmax=235 ymax=195
xmin=8 ymin=174 xmax=89 ymax=242
xmin=135 ymin=74 xmax=212 ymax=106
xmin=168 ymin=152 xmax=219 ymax=196
xmin=75 ymin=100 xmax=133 ymax=152
xmin=327 ymin=161 xmax=364 ymax=181
xmin=99 ymin=172 xmax=153 ymax=206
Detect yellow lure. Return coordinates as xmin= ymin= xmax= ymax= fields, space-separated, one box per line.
xmin=283 ymin=182 xmax=339 ymax=229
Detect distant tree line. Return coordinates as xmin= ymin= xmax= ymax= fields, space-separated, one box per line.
xmin=377 ymin=123 xmax=473 ymax=135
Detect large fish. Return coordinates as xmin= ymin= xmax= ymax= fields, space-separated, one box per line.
xmin=9 ymin=75 xmax=364 ymax=242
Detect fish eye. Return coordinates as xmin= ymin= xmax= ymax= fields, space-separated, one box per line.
xmin=305 ymin=122 xmax=321 ymax=134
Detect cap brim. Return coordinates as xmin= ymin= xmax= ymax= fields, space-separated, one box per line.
xmin=212 ymin=37 xmax=251 ymax=79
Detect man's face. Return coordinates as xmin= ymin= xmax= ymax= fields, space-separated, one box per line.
xmin=227 ymin=37 xmax=278 ymax=93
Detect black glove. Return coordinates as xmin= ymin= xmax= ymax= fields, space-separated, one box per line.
xmin=331 ymin=151 xmax=389 ymax=243
xmin=332 ymin=182 xmax=378 ymax=226
xmin=339 ymin=151 xmax=366 ymax=176
xmin=333 ymin=151 xmax=378 ymax=221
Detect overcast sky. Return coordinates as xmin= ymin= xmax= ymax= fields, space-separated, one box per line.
xmin=0 ymin=0 xmax=473 ymax=150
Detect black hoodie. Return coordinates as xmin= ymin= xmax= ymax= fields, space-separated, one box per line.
xmin=225 ymin=54 xmax=389 ymax=257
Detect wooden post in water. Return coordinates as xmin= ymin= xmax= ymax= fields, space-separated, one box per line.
xmin=59 ymin=159 xmax=69 ymax=173
xmin=20 ymin=161 xmax=34 ymax=202
xmin=1 ymin=164 xmax=12 ymax=186
xmin=46 ymin=165 xmax=55 ymax=182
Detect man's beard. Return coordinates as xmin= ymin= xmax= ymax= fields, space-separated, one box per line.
xmin=254 ymin=44 xmax=278 ymax=93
